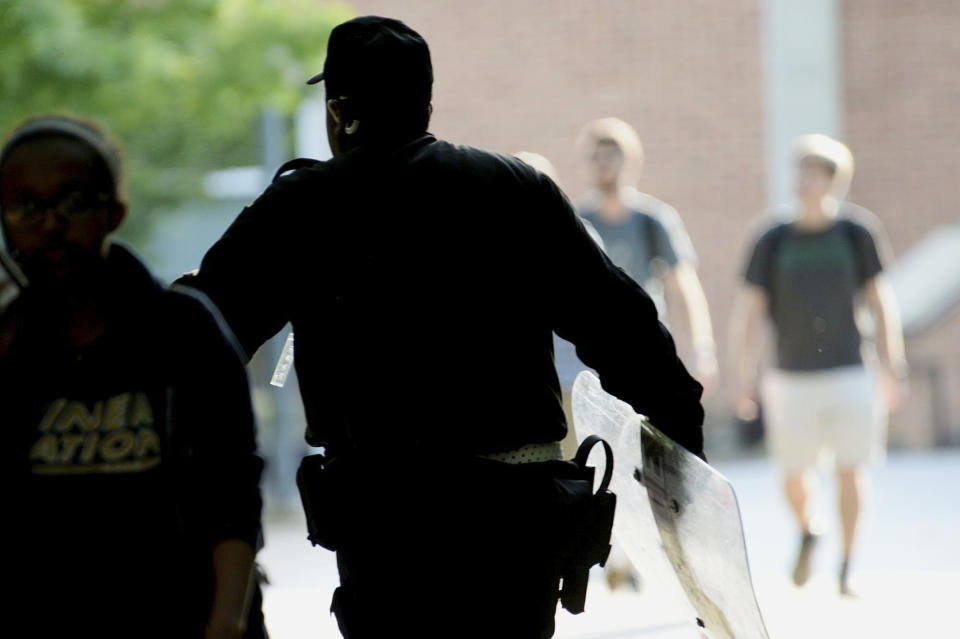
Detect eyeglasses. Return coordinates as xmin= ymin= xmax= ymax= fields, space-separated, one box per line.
xmin=1 ymin=191 xmax=115 ymax=227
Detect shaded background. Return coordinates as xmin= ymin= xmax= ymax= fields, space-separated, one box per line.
xmin=5 ymin=1 xmax=956 ymax=455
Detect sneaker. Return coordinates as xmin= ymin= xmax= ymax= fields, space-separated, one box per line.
xmin=839 ymin=559 xmax=858 ymax=597
xmin=605 ymin=565 xmax=642 ymax=592
xmin=792 ymin=530 xmax=820 ymax=586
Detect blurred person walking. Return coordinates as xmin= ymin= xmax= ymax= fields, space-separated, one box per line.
xmin=0 ymin=115 xmax=266 ymax=638
xmin=729 ymin=134 xmax=908 ymax=595
xmin=577 ymin=118 xmax=718 ymax=394
xmin=180 ymin=16 xmax=705 ymax=638
xmin=576 ymin=118 xmax=717 ymax=591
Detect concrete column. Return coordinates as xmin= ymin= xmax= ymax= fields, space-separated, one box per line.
xmin=762 ymin=0 xmax=843 ymax=207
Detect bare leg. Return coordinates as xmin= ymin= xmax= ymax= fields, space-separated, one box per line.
xmin=837 ymin=465 xmax=864 ymax=595
xmin=784 ymin=469 xmax=813 ymax=531
xmin=836 ymin=465 xmax=863 ymax=560
xmin=786 ymin=469 xmax=820 ymax=586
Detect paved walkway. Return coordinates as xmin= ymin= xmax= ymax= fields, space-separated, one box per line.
xmin=258 ymin=449 xmax=960 ymax=638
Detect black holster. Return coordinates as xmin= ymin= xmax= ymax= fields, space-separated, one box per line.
xmin=296 ymin=453 xmax=347 ymax=551
xmin=557 ymin=435 xmax=616 ymax=614
xmin=296 ymin=437 xmax=616 ymax=616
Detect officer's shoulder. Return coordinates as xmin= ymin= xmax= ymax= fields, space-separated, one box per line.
xmin=432 ymin=140 xmax=544 ymax=184
xmin=270 ymin=156 xmax=341 ymax=189
xmin=272 ymin=158 xmax=324 ymax=183
xmin=251 ymin=156 xmax=348 ymax=218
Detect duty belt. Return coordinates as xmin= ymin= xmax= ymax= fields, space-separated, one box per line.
xmin=478 ymin=440 xmax=564 ymax=464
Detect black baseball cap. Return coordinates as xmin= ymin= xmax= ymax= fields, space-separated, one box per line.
xmin=306 ymin=16 xmax=432 ymax=110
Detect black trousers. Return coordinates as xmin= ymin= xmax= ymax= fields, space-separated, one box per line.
xmin=326 ymin=458 xmax=567 ymax=638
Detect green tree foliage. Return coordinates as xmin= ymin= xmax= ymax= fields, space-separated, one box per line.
xmin=0 ymin=0 xmax=351 ymax=225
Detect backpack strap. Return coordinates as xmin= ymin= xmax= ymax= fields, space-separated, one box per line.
xmin=640 ymin=212 xmax=658 ymax=265
xmin=763 ymin=221 xmax=790 ymax=282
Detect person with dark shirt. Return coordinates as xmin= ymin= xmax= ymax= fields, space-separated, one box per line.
xmin=729 ymin=134 xmax=908 ymax=596
xmin=181 ymin=16 xmax=704 ymax=638
xmin=576 ymin=117 xmax=718 ymax=590
xmin=0 ymin=115 xmax=265 ymax=639
xmin=576 ymin=117 xmax=718 ymax=396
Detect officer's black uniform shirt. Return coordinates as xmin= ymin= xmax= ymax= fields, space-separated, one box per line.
xmin=183 ymin=134 xmax=704 ymax=457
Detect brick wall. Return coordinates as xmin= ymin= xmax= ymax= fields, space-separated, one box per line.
xmin=349 ymin=0 xmax=766 ymax=436
xmin=844 ymin=1 xmax=960 ymax=444
xmin=341 ymin=1 xmax=959 ymax=446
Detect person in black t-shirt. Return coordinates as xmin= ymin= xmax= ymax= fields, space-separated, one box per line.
xmin=729 ymin=134 xmax=908 ymax=595
xmin=0 ymin=115 xmax=265 ymax=639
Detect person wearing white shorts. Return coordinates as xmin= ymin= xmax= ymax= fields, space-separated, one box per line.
xmin=730 ymin=135 xmax=908 ymax=595
xmin=762 ymin=365 xmax=887 ymax=474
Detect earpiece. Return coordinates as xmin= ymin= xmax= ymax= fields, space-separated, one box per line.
xmin=327 ymin=98 xmax=359 ymax=135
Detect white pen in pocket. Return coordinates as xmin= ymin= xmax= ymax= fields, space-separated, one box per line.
xmin=270 ymin=331 xmax=295 ymax=387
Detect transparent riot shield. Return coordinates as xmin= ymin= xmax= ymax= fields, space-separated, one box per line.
xmin=572 ymin=371 xmax=770 ymax=639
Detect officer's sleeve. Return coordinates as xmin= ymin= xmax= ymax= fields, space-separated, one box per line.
xmin=176 ymin=182 xmax=294 ymax=361
xmin=536 ymin=178 xmax=705 ymax=454
xmin=167 ymin=286 xmax=264 ymax=548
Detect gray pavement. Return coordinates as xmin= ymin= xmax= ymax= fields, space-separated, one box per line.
xmin=258 ymin=449 xmax=960 ymax=638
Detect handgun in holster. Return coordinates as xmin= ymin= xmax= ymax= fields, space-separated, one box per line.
xmin=296 ymin=453 xmax=346 ymax=551
xmin=559 ymin=435 xmax=617 ymax=615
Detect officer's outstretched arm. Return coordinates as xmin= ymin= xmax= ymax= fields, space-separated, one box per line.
xmin=176 ymin=183 xmax=296 ymax=361
xmin=537 ymin=178 xmax=705 ymax=455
